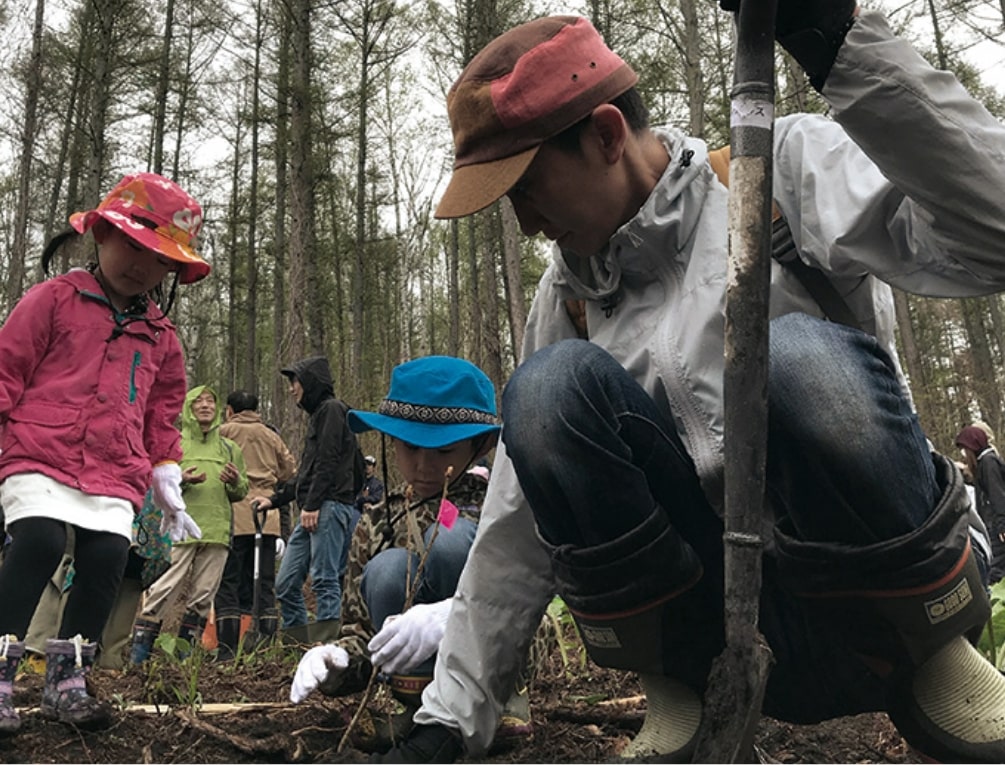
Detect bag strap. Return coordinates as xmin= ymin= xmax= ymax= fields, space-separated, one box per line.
xmin=709 ymin=147 xmax=862 ymax=331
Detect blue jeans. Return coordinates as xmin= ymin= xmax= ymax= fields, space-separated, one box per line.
xmin=360 ymin=518 xmax=477 ymax=676
xmin=276 ymin=500 xmax=354 ymax=627
xmin=502 ymin=314 xmax=943 ymax=721
xmin=503 ymin=313 xmax=935 ymax=550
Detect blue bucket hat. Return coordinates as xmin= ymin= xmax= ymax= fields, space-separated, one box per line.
xmin=348 ymin=356 xmax=500 ymax=449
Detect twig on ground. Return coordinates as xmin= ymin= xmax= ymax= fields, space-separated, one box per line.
xmin=176 ymin=708 xmax=288 ymax=754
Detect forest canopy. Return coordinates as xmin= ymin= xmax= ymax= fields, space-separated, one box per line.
xmin=0 ymin=0 xmax=1003 ymax=455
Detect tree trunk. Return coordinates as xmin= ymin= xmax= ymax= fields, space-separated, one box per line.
xmin=245 ymin=0 xmax=264 ymax=393
xmin=449 ymin=217 xmax=460 ymax=356
xmin=151 ymin=0 xmax=175 ymax=175
xmin=287 ymin=0 xmax=321 ymax=353
xmin=893 ymin=288 xmax=927 ymax=417
xmin=226 ymin=100 xmax=244 ymax=393
xmin=499 ymin=197 xmax=525 ymax=364
xmin=9 ymin=0 xmax=46 ymax=307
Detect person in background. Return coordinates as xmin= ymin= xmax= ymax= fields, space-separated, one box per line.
xmin=130 ymin=385 xmax=248 ymax=661
xmin=356 ymin=455 xmax=386 ymax=521
xmin=254 ymin=356 xmax=361 ymax=645
xmin=379 ymin=5 xmax=1005 ymax=763
xmin=0 ymin=173 xmax=207 ymax=733
xmin=957 ymin=424 xmax=1005 ymax=585
xmin=214 ymin=389 xmax=298 ymax=658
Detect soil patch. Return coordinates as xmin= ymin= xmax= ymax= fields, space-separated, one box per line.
xmin=1 ymin=642 xmax=923 ymax=763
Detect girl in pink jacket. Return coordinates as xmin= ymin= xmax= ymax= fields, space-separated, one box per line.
xmin=0 ymin=173 xmax=209 ymax=732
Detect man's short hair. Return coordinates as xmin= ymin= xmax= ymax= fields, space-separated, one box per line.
xmin=549 ymin=87 xmax=650 ymax=154
xmin=227 ymin=390 xmax=259 ymax=414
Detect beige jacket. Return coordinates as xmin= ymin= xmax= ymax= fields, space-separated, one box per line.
xmin=220 ymin=410 xmax=297 ymax=536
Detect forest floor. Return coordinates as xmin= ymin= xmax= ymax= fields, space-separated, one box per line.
xmin=1 ymin=634 xmax=924 ymax=764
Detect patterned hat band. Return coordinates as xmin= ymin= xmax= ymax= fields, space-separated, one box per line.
xmin=378 ymin=399 xmax=498 ymax=427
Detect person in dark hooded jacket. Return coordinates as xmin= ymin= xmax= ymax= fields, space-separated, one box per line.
xmin=956 ymin=424 xmax=1005 ymax=584
xmin=254 ymin=356 xmax=361 ymax=642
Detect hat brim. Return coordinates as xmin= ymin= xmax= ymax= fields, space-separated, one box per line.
xmin=69 ymin=209 xmax=211 ymax=284
xmin=434 ymin=146 xmax=539 ymax=219
xmin=348 ymin=410 xmax=500 ymax=449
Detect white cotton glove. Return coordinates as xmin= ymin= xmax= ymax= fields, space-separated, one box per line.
xmin=275 ymin=538 xmax=286 ymax=559
xmin=151 ymin=463 xmax=202 ymax=543
xmin=290 ymin=644 xmax=349 ymax=703
xmin=367 ymin=598 xmax=453 ymax=675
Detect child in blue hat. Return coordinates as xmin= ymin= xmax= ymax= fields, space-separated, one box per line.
xmin=288 ymin=356 xmax=531 ymax=747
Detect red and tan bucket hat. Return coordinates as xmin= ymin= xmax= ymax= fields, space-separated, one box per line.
xmin=435 ymin=16 xmax=638 ymax=219
xmin=69 ymin=172 xmax=210 ymax=284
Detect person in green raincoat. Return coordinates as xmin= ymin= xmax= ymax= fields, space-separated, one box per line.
xmin=129 ymin=385 xmax=249 ymax=661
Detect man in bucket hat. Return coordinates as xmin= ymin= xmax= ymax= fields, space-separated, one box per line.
xmin=288 ymin=357 xmax=534 ymax=750
xmin=378 ymin=5 xmax=1005 ymax=765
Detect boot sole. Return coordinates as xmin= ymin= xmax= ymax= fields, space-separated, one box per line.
xmin=40 ymin=707 xmax=113 ymax=731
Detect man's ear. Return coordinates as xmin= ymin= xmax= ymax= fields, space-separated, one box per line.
xmin=590 ymin=104 xmax=629 ymax=164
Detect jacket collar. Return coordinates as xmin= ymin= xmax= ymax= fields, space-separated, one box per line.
xmin=550 ymin=127 xmax=711 ymax=301
xmin=65 ymin=268 xmax=175 ymax=343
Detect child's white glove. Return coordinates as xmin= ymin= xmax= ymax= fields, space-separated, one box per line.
xmin=151 ymin=463 xmax=202 ymax=542
xmin=290 ymin=644 xmax=349 ymax=703
xmin=367 ymin=598 xmax=453 ymax=675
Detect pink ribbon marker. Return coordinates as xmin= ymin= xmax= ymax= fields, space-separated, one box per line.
xmin=437 ymin=498 xmax=459 ymax=530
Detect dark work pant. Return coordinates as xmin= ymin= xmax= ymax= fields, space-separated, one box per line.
xmin=501 ymin=315 xmax=942 ymax=722
xmin=214 ymin=534 xmax=279 ymax=619
xmin=0 ymin=516 xmax=128 ymax=641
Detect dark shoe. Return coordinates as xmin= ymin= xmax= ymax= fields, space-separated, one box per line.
xmin=369 ymin=723 xmax=463 ymax=763
xmin=278 ymin=622 xmax=313 ymax=646
xmin=258 ymin=613 xmax=279 ymax=640
xmin=129 ymin=618 xmax=160 ymax=665
xmin=0 ymin=636 xmax=24 ymax=735
xmin=352 ymin=704 xmax=417 ymax=753
xmin=309 ymin=618 xmax=341 ymax=644
xmin=40 ymin=636 xmax=111 ymax=729
xmin=214 ymin=615 xmax=241 ymax=661
xmin=176 ymin=611 xmax=206 ymax=659
xmin=888 ymin=637 xmax=1005 ymax=762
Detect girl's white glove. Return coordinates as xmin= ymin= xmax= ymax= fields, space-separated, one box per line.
xmin=151 ymin=463 xmax=202 ymax=542
xmin=367 ymin=598 xmax=453 ymax=675
xmin=290 ymin=644 xmax=349 ymax=703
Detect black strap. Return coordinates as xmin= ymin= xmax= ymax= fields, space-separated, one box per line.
xmin=771 ymin=216 xmax=862 ymax=331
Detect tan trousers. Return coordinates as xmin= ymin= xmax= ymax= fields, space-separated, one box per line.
xmin=24 ymin=552 xmax=73 ymax=653
xmin=98 ymin=577 xmax=144 ymax=669
xmin=140 ymin=543 xmax=229 ymax=622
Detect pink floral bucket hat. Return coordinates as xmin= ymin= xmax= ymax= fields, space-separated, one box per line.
xmin=69 ymin=172 xmax=210 ymax=284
